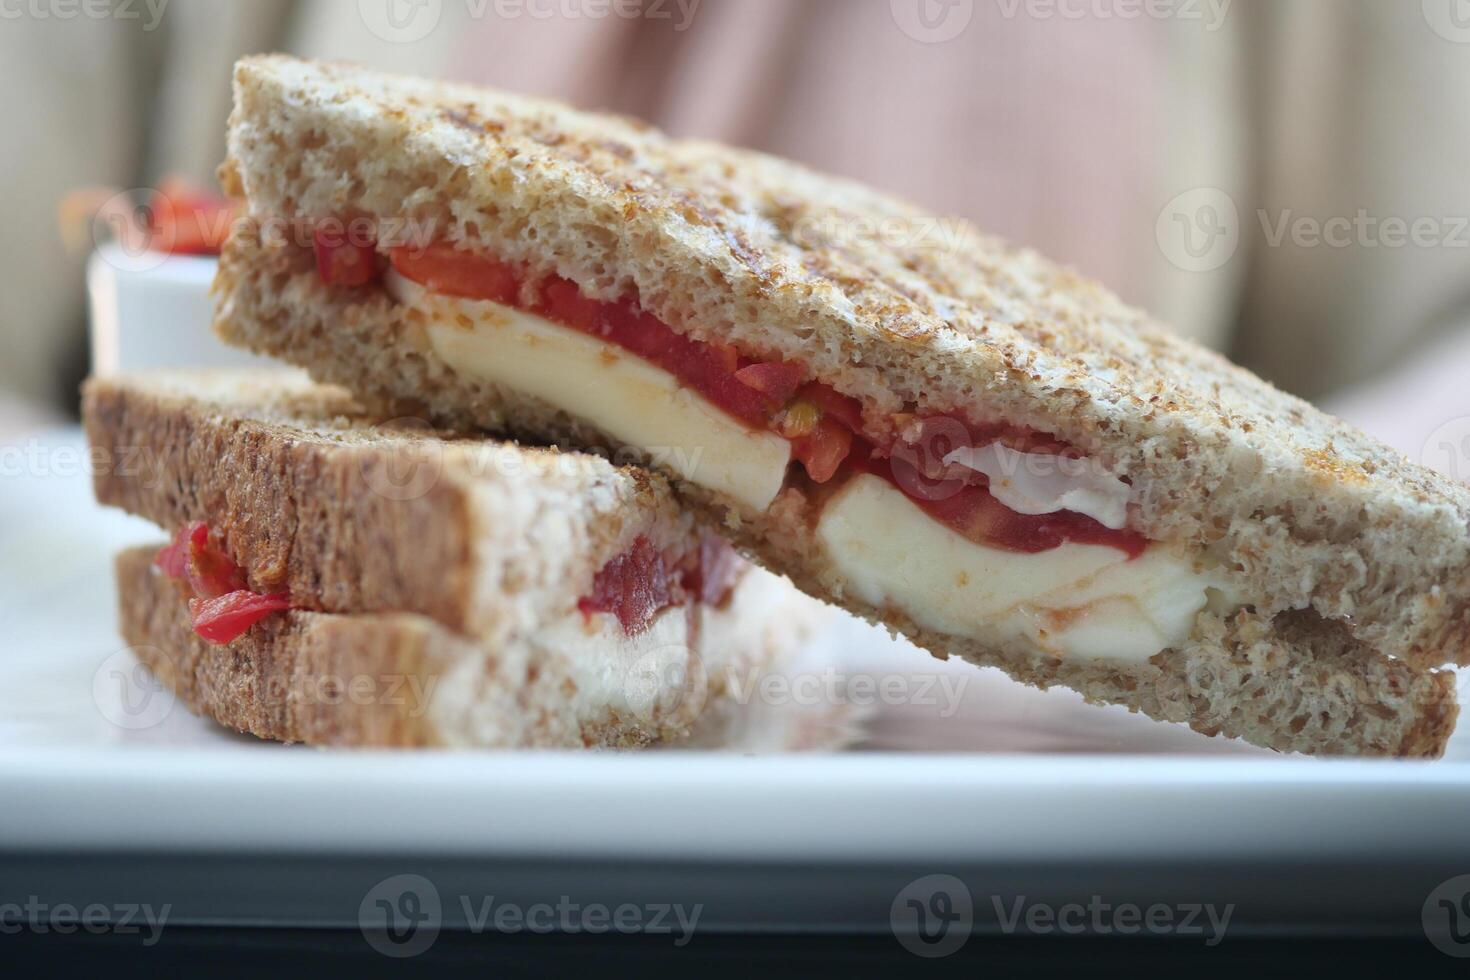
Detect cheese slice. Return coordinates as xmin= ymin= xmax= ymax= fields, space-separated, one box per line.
xmin=388 ymin=270 xmax=792 ymax=511
xmin=817 ymin=474 xmax=1233 ymax=663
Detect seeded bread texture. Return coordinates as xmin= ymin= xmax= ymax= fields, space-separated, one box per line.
xmin=115 ymin=546 xmax=825 ymax=748
xmin=219 ymin=54 xmax=1470 ymax=670
xmin=84 ymin=368 xmax=708 ymax=648
xmin=212 ymin=233 xmax=1459 ymax=757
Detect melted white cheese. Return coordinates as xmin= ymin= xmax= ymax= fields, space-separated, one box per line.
xmin=388 ymin=270 xmax=792 ymax=511
xmin=817 ymin=474 xmax=1234 ymax=663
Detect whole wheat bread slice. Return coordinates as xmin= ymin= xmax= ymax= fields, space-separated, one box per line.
xmin=217 ymin=55 xmax=1470 ymax=672
xmin=212 ymin=56 xmax=1466 ymax=755
xmin=85 ymin=368 xmax=724 ymax=646
xmin=115 ymin=546 xmax=829 ymax=748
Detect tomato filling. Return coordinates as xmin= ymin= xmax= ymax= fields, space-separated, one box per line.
xmin=154 ymin=523 xmax=291 ymax=644
xmin=326 ymin=233 xmax=1144 ymax=557
xmin=578 ymin=532 xmax=742 ymax=635
xmin=146 ymin=176 xmax=237 ymax=256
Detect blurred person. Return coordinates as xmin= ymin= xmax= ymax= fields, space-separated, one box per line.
xmin=3 ymin=0 xmax=1469 ymax=466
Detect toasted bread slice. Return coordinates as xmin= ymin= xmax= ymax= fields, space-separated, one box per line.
xmin=214 ymin=56 xmax=1465 ymax=755
xmin=86 ymin=368 xmax=717 ymax=644
xmin=115 ymin=546 xmax=829 ymax=748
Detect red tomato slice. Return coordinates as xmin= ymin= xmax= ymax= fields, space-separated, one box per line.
xmin=791 ymin=418 xmax=854 ymax=484
xmin=154 ymin=521 xmax=206 ymax=579
xmin=189 ymin=590 xmax=292 ymax=645
xmin=148 ymin=176 xmax=235 ymax=256
xmin=182 ymin=525 xmax=249 ymax=599
xmin=315 ymin=227 xmax=380 ymax=286
xmin=796 ymin=381 xmax=864 ymax=433
xmin=878 ymin=457 xmax=1146 ymax=557
xmin=390 ymin=242 xmax=520 ymax=302
xmin=577 ymin=537 xmax=674 ymax=635
xmin=733 ymin=362 xmax=805 ymax=409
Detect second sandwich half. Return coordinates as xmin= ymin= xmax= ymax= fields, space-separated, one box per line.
xmin=83 ymin=369 xmax=826 ymax=748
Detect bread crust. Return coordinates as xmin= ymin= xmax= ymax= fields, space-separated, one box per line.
xmin=220 ymin=55 xmax=1470 ymax=670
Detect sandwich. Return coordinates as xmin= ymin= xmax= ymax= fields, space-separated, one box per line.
xmin=84 ymin=369 xmax=828 ymax=748
xmin=211 ymin=55 xmax=1465 ymax=756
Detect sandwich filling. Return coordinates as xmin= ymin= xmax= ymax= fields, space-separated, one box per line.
xmin=155 ymin=521 xmax=740 ymax=644
xmin=318 ymin=233 xmax=1241 ymax=662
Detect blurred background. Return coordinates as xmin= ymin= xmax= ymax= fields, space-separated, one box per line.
xmin=4 ymin=0 xmax=1470 ymax=468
